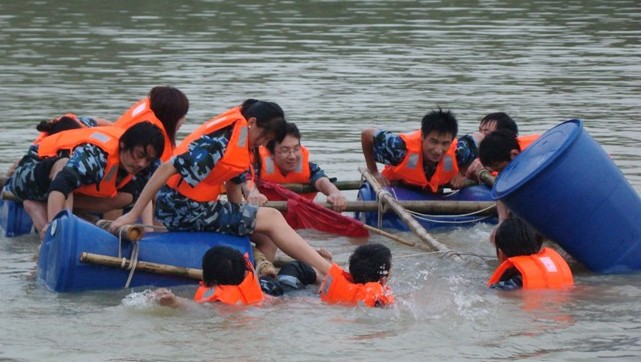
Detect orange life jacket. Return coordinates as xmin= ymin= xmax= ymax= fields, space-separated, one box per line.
xmin=115 ymin=98 xmax=173 ymax=162
xmin=517 ymin=133 xmax=539 ymax=150
xmin=488 ymin=247 xmax=574 ymax=289
xmin=166 ymin=106 xmax=249 ymax=202
xmin=37 ymin=126 xmax=132 ymax=197
xmin=193 ymin=270 xmax=264 ymax=305
xmin=320 ymin=263 xmax=394 ymax=308
xmin=33 ymin=113 xmax=86 ymax=145
xmin=258 ymin=145 xmax=316 ymax=201
xmin=382 ymin=130 xmax=459 ymax=193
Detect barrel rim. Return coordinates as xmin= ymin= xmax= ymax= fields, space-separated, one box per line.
xmin=492 ymin=119 xmax=583 ymax=200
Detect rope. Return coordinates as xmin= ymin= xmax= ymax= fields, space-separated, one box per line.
xmin=112 ymin=225 xmax=141 ymax=288
xmin=404 ymin=204 xmax=497 ymax=225
xmin=394 ymin=250 xmax=495 ymax=261
xmin=375 ymin=188 xmax=393 ymax=228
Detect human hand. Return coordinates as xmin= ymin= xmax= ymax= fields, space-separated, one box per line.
xmin=449 ymin=173 xmax=469 ymax=189
xmin=373 ymin=171 xmax=390 ymax=187
xmin=246 ymin=188 xmax=268 ymax=206
xmin=327 ymin=192 xmax=347 ymax=212
xmin=152 ymin=288 xmax=180 ymax=308
xmin=108 ymin=212 xmax=138 ymax=234
xmin=464 ymin=158 xmax=486 ymax=181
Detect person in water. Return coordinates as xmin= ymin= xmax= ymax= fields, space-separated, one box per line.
xmin=488 ymin=217 xmax=574 ymax=290
xmin=152 ymin=245 xmax=324 ymax=307
xmin=320 ymin=243 xmax=395 ymax=308
xmin=247 ymin=122 xmax=347 ymax=212
xmin=361 ymin=107 xmax=478 ymax=191
xmin=108 ymin=99 xmax=332 ymax=278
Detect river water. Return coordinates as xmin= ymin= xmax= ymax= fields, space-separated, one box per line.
xmin=1 ymin=1 xmax=640 ymax=361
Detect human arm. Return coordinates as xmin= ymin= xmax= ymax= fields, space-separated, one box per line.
xmin=361 ymin=128 xmax=389 ymax=186
xmin=108 ymin=161 xmax=177 ymax=231
xmin=361 ymin=128 xmax=390 ymax=186
xmin=151 ymin=288 xmax=189 ymax=309
xmin=314 ymin=177 xmax=346 ymax=211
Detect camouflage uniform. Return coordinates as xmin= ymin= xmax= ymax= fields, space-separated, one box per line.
xmin=9 ymin=142 xmax=154 ymax=204
xmin=155 ymin=126 xmax=258 ymax=234
xmin=372 ymin=129 xmax=478 ymax=181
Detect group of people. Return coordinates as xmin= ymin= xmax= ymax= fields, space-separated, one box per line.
xmin=4 ymin=85 xmax=573 ymax=309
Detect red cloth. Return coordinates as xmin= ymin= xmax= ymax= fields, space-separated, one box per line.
xmin=257 ymin=181 xmax=369 ymax=238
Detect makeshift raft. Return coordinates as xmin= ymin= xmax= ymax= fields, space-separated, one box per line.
xmin=354 ymin=183 xmax=497 ymax=231
xmin=37 ymin=210 xmax=254 ymax=292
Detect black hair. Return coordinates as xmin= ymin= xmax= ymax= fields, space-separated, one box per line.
xmin=421 ymin=107 xmax=458 ymax=140
xmin=148 ymin=86 xmax=189 ymax=146
xmin=479 ymin=129 xmax=521 ymax=166
xmin=349 ymin=243 xmax=392 ymax=284
xmin=266 ymin=122 xmax=301 ymax=154
xmin=480 ymin=112 xmax=518 ymax=136
xmin=240 ymin=99 xmax=286 ymax=141
xmin=36 ymin=115 xmax=82 ymax=135
xmin=495 ymin=217 xmax=543 ymax=258
xmin=118 ymin=121 xmax=165 ymax=158
xmin=201 ymin=245 xmax=254 ymax=287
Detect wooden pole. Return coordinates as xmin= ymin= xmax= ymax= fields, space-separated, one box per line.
xmin=280 ymin=180 xmax=365 ymax=193
xmin=95 ymin=220 xmax=145 ymax=242
xmin=358 ymin=167 xmax=461 ymax=259
xmin=80 ymin=252 xmax=203 ymax=280
xmin=264 ymin=199 xmax=495 ymax=214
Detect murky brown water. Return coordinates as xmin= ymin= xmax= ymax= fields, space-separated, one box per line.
xmin=1 ymin=1 xmax=641 ymax=360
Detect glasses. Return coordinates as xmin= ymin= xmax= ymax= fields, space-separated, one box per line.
xmin=276 ymin=147 xmax=301 ymax=156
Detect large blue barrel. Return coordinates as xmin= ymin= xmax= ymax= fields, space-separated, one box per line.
xmin=37 ymin=210 xmax=254 ymax=292
xmin=492 ymin=119 xmax=641 ymax=273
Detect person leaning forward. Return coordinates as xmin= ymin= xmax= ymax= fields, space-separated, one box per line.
xmin=361 ymin=107 xmax=477 ymax=192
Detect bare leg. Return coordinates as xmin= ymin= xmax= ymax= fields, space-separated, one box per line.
xmin=250 ymin=233 xmax=278 ymax=261
xmin=23 ymin=200 xmax=47 ymax=233
xmin=253 ymin=207 xmax=331 ymax=276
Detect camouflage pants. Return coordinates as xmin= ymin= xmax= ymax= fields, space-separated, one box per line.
xmin=8 ymin=155 xmax=63 ymax=201
xmin=155 ymin=186 xmax=258 ymax=235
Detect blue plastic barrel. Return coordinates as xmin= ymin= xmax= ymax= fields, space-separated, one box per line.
xmin=492 ymin=119 xmax=641 ymax=273
xmin=37 ymin=210 xmax=254 ymax=292
xmin=0 ymin=199 xmax=34 ymax=237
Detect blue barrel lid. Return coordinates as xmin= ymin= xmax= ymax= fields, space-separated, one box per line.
xmin=492 ymin=119 xmax=583 ymax=200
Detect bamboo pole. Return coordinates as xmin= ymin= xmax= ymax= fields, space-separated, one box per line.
xmin=280 ymin=180 xmax=366 ymax=193
xmin=264 ymin=199 xmax=495 ymax=214
xmin=80 ymin=252 xmax=203 ymax=280
xmin=95 ymin=220 xmax=145 ymax=242
xmin=358 ymin=167 xmax=461 ymax=259
xmin=478 ymin=170 xmax=496 ymax=187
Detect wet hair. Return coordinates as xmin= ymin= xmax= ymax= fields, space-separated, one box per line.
xmin=349 ymin=243 xmax=392 ymax=284
xmin=240 ymin=99 xmax=286 ymax=141
xmin=495 ymin=217 xmax=543 ymax=258
xmin=118 ymin=121 xmax=165 ymax=158
xmin=266 ymin=122 xmax=301 ymax=154
xmin=480 ymin=112 xmax=518 ymax=136
xmin=148 ymin=86 xmax=189 ymax=146
xmin=201 ymin=246 xmax=254 ymax=287
xmin=479 ymin=129 xmax=521 ymax=166
xmin=36 ymin=115 xmax=82 ymax=135
xmin=421 ymin=107 xmax=458 ymax=140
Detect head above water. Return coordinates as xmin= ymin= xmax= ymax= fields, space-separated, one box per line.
xmin=202 ymin=245 xmax=254 ymax=287
xmin=494 ymin=217 xmax=543 ymax=260
xmin=479 ymin=112 xmax=518 ymax=136
xmin=420 ymin=107 xmax=458 ymax=165
xmin=349 ymin=243 xmax=392 ymax=284
xmin=148 ymin=85 xmax=189 ymax=146
xmin=265 ymin=122 xmax=302 ymax=173
xmin=479 ymin=129 xmax=521 ymax=172
xmin=241 ymin=99 xmax=286 ymax=150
